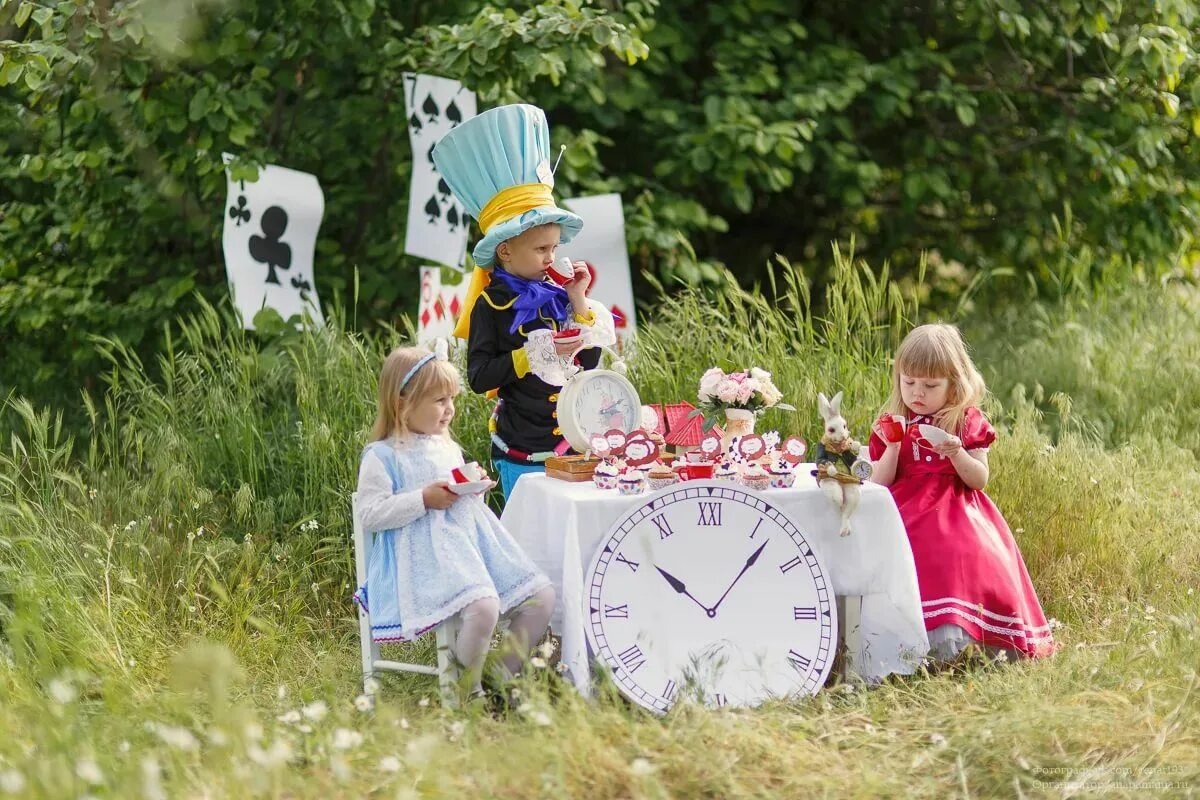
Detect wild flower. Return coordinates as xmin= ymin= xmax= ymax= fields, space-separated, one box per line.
xmin=332 ymin=728 xmax=364 ymax=750
xmin=75 ymin=758 xmax=104 ymax=785
xmin=0 ymin=770 xmax=26 ymax=794
xmin=301 ymin=701 xmax=328 ymax=721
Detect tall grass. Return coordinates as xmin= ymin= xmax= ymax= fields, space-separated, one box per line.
xmin=0 ymin=252 xmax=1197 ymax=797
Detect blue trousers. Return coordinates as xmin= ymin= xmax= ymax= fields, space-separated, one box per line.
xmin=495 ymin=459 xmax=545 ymax=500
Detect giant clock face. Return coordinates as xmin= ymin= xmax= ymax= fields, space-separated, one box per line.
xmin=585 ymin=482 xmax=836 ymax=713
xmin=558 ymin=370 xmax=641 ymax=453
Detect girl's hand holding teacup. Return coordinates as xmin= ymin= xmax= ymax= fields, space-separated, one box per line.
xmin=873 ymin=414 xmax=904 ymax=447
xmin=932 ymin=434 xmax=963 ymax=458
xmin=422 ymin=481 xmax=459 ymax=510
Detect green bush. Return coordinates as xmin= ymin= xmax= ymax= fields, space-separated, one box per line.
xmin=5 ymin=0 xmax=1200 ymax=409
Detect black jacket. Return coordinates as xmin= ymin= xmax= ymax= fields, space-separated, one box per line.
xmin=466 ymin=280 xmax=601 ymax=462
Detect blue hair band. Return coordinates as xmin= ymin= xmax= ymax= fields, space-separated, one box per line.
xmin=399 ymin=353 xmax=437 ymax=392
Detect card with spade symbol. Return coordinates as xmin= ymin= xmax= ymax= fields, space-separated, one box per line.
xmin=402 ymin=72 xmax=477 ymax=269
xmin=221 ymin=153 xmax=325 ymax=330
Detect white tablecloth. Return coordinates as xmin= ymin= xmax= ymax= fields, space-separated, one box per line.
xmin=501 ymin=470 xmax=930 ymax=691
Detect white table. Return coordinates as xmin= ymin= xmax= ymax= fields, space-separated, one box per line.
xmin=501 ymin=470 xmax=930 ymax=693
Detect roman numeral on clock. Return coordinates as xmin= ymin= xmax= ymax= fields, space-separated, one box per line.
xmin=651 ymin=514 xmax=675 ymax=540
xmin=617 ymin=644 xmax=646 ymax=674
xmin=794 ymin=606 xmax=817 ymax=620
xmin=779 ymin=556 xmax=803 ymax=574
xmin=614 ymin=552 xmax=639 ymax=572
xmin=749 ymin=518 xmax=764 ymax=539
xmin=604 ymin=603 xmax=629 ymax=619
xmin=662 ymin=679 xmax=678 ymax=701
xmin=787 ymin=649 xmax=812 ymax=673
xmin=697 ymin=502 xmax=722 ymax=526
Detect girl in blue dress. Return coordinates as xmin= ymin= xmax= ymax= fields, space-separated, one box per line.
xmin=355 ymin=342 xmax=554 ymax=698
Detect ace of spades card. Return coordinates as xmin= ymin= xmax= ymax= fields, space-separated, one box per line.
xmin=221 ymin=153 xmax=325 ymax=330
xmin=403 ymin=73 xmax=477 ymax=268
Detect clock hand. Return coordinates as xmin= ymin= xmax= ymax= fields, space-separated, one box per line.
xmin=708 ymin=539 xmax=769 ymax=616
xmin=655 ymin=565 xmax=715 ymax=618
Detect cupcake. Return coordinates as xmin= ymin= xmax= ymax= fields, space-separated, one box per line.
xmin=592 ymin=461 xmax=620 ymax=490
xmin=740 ymin=463 xmax=770 ymax=491
xmin=769 ymin=461 xmax=796 ymax=489
xmin=715 ymin=461 xmax=739 ymax=482
xmin=618 ymin=471 xmax=645 ymax=496
xmin=646 ymin=463 xmax=678 ymax=491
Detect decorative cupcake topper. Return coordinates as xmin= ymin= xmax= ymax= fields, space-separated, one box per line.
xmin=735 ymin=433 xmax=767 ymax=463
xmin=781 ymin=436 xmax=808 ymax=465
xmin=604 ymin=428 xmax=629 ymax=456
xmin=624 ymin=438 xmax=659 ymax=468
xmin=699 ymin=430 xmax=723 ymax=459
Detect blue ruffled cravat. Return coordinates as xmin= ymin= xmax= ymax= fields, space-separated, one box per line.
xmin=491 ymin=267 xmax=570 ymax=334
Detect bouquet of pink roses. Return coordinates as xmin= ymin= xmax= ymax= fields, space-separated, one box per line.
xmin=692 ymin=366 xmax=794 ymax=429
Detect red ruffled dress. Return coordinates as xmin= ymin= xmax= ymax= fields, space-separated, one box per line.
xmin=869 ymin=407 xmax=1055 ymax=658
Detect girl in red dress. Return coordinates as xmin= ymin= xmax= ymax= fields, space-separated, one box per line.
xmin=869 ymin=324 xmax=1055 ymax=662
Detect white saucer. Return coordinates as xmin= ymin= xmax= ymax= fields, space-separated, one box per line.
xmin=917 ymin=424 xmax=951 ymax=445
xmin=448 ymin=480 xmax=493 ymax=496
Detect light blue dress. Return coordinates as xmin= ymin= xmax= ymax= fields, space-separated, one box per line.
xmin=355 ymin=435 xmax=550 ymax=642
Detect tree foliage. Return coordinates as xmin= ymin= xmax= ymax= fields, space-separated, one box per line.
xmin=2 ymin=0 xmax=1198 ymax=401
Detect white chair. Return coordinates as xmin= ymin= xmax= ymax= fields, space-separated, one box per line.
xmin=352 ymin=492 xmax=462 ymax=705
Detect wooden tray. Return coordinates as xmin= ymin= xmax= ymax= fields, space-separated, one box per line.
xmin=545 ymin=454 xmax=600 ymax=482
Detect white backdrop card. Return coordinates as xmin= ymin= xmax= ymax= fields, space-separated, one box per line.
xmin=416 ymin=266 xmax=471 ymax=346
xmin=404 ymin=73 xmax=477 ymax=268
xmin=559 ymin=193 xmax=637 ymax=344
xmin=221 ymin=153 xmax=325 ymax=330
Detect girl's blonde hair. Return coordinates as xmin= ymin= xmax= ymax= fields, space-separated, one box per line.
xmin=370 ymin=346 xmax=461 ymax=441
xmin=883 ymin=323 xmax=986 ymax=434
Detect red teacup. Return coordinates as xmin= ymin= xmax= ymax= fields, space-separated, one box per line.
xmin=878 ymin=414 xmax=906 ymax=443
xmin=548 ymin=257 xmax=575 ymax=286
xmin=686 ymin=462 xmax=715 ymax=480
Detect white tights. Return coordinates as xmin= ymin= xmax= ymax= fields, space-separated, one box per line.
xmin=453 ymin=586 xmax=555 ymax=693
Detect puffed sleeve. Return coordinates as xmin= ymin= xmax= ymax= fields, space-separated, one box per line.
xmin=868 ymin=431 xmax=887 ymax=461
xmin=355 ymin=448 xmax=427 ymax=534
xmin=961 ymin=407 xmax=997 ymax=451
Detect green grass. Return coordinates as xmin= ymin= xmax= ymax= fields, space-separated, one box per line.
xmin=1 ymin=251 xmax=1198 ymax=798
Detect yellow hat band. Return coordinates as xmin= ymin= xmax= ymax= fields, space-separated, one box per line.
xmin=477 ymin=183 xmax=554 ymax=234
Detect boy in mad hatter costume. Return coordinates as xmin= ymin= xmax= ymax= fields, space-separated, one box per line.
xmin=433 ymin=104 xmax=616 ymax=499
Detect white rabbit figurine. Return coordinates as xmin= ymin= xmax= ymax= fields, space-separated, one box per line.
xmin=812 ymin=391 xmax=871 ymax=536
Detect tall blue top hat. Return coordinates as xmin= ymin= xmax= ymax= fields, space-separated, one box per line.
xmin=432 ymin=104 xmax=583 ymax=270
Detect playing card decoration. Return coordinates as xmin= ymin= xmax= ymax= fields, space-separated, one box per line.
xmin=221 ymin=153 xmax=325 ymax=330
xmin=416 ymin=266 xmax=471 ymax=346
xmin=559 ymin=193 xmax=637 ymax=345
xmin=403 ymin=73 xmax=477 ymax=268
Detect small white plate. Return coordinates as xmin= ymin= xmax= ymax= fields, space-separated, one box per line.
xmin=917 ymin=424 xmax=951 ymax=445
xmin=448 ymin=480 xmax=493 ymax=496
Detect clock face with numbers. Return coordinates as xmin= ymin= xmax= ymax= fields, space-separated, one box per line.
xmin=584 ymin=481 xmax=837 ymax=713
xmin=558 ymin=369 xmax=641 ymax=453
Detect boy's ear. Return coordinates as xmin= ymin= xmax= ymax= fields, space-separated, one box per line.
xmin=495 ymin=240 xmax=511 ymax=264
